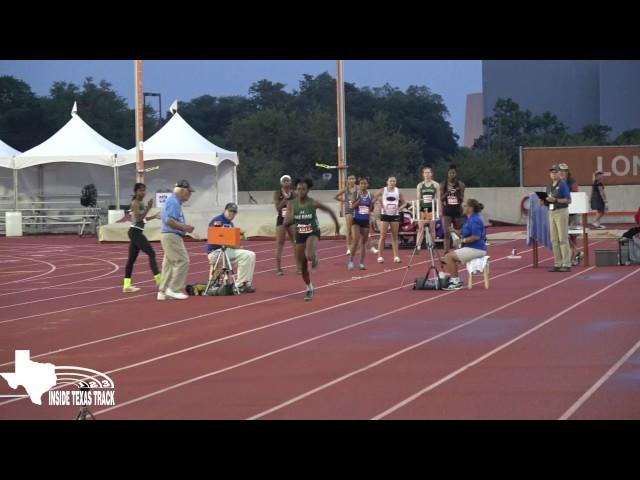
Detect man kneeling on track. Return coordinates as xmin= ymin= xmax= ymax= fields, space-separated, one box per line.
xmin=207 ymin=203 xmax=257 ymax=293
xmin=439 ymin=199 xmax=487 ymax=290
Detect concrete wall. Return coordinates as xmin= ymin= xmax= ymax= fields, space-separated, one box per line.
xmin=238 ymin=186 xmax=640 ymax=225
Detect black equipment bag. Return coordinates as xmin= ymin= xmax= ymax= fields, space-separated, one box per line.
xmin=186 ymin=282 xmax=237 ymax=296
xmin=414 ymin=275 xmax=449 ymax=290
xmin=80 ymin=184 xmax=98 ymax=207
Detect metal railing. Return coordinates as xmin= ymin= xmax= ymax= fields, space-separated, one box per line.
xmin=1 ymin=197 xmax=109 ymax=236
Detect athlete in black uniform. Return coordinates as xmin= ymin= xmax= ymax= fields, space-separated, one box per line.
xmin=123 ymin=183 xmax=161 ymax=293
xmin=273 ymin=175 xmax=297 ymax=275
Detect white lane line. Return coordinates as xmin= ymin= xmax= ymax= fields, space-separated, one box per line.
xmin=91 ymin=252 xmax=546 ymax=416
xmin=0 ymin=244 xmax=365 ymax=323
xmin=559 ymin=338 xmax=640 ymax=420
xmin=0 ymin=256 xmax=56 ymax=285
xmin=248 ymin=265 xmax=596 ymax=419
xmin=372 ymin=266 xmax=640 ymax=420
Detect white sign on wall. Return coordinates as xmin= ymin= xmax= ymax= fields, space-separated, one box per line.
xmin=156 ymin=192 xmax=171 ymax=209
xmin=569 ymin=191 xmax=589 ymax=215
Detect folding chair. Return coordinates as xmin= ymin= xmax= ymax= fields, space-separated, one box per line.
xmin=466 ymin=255 xmax=490 ymax=290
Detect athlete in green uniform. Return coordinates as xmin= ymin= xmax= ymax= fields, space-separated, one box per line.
xmin=284 ymin=178 xmax=340 ymax=301
xmin=415 ymin=166 xmax=440 ymax=251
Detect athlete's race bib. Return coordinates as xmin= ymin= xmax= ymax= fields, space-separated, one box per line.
xmin=297 ymin=224 xmax=313 ymax=234
xmin=358 ymin=205 xmax=370 ymax=216
xmin=422 ymin=194 xmax=433 ymax=204
xmin=447 ymin=195 xmax=459 ymax=206
xmin=281 ymin=208 xmax=287 ymax=218
xmin=385 ymin=203 xmax=398 ymax=215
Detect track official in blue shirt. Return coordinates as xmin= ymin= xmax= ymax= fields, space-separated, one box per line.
xmin=158 ymin=180 xmax=196 ymax=300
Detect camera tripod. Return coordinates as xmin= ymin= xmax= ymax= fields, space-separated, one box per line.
xmin=74 ymin=386 xmax=96 ymax=420
xmin=75 ymin=405 xmax=96 ymax=420
xmin=206 ymin=246 xmax=239 ymax=295
xmin=400 ymin=217 xmax=442 ymax=288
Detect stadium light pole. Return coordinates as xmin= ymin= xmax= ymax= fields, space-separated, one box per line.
xmin=336 ymin=60 xmax=347 ymax=217
xmin=134 ymin=60 xmax=144 ymax=183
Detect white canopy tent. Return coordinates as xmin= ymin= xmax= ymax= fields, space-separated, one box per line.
xmin=0 ymin=138 xmax=20 ymax=208
xmin=13 ymin=103 xmax=126 ymax=209
xmin=0 ymin=138 xmax=19 ymax=168
xmin=116 ymin=108 xmax=239 ymax=211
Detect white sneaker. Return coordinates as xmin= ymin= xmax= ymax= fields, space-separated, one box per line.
xmin=393 ymin=257 xmax=401 ymax=263
xmin=346 ymin=249 xmax=351 ymax=255
xmin=123 ymin=286 xmax=141 ymax=293
xmin=377 ymin=256 xmax=384 ymax=264
xmin=157 ymin=291 xmax=167 ymax=301
xmin=165 ymin=288 xmax=188 ymax=300
xmin=446 ymin=281 xmax=464 ymax=291
xmin=371 ymin=247 xmax=379 ymax=254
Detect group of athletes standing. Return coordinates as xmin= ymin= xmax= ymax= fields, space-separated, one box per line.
xmin=272 ymin=165 xmax=468 ymax=299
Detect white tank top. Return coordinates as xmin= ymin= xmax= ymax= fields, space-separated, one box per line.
xmin=382 ymin=187 xmax=400 ymax=216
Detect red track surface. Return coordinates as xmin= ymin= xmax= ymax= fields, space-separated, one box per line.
xmin=0 ymin=228 xmax=638 ymax=420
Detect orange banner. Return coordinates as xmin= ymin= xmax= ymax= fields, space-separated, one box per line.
xmin=522 ymin=146 xmax=640 ymax=186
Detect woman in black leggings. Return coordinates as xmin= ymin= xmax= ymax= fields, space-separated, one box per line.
xmin=123 ymin=183 xmax=161 ymax=293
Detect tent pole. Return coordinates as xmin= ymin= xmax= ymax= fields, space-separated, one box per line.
xmin=335 ymin=60 xmax=347 ymax=218
xmin=215 ymin=164 xmax=219 ymax=206
xmin=12 ymin=158 xmax=18 ymax=211
xmin=114 ymin=161 xmax=120 ymax=210
xmin=233 ymin=165 xmax=238 ymax=204
xmin=38 ymin=165 xmax=44 ymax=203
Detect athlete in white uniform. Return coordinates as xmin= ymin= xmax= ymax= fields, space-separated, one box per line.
xmin=373 ymin=176 xmax=408 ymax=264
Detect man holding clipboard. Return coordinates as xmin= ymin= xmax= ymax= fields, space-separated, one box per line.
xmin=542 ymin=165 xmax=572 ymax=272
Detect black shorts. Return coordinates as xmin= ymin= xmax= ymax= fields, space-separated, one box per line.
xmin=443 ymin=205 xmax=462 ymax=218
xmin=276 ymin=216 xmax=285 ymax=227
xmin=295 ymin=231 xmax=320 ymax=244
xmin=380 ymin=214 xmax=400 ymax=223
xmin=590 ymin=197 xmax=605 ymax=213
xmin=352 ymin=218 xmax=370 ymax=229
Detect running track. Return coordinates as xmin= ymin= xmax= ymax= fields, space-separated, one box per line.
xmin=0 ymin=230 xmax=638 ymax=419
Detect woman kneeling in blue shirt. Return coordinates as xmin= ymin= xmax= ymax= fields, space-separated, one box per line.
xmin=440 ymin=199 xmax=487 ymax=290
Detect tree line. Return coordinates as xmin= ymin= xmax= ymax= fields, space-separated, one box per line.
xmin=2 ymin=74 xmax=638 ymax=192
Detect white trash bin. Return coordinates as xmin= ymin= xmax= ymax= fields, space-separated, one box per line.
xmin=5 ymin=211 xmax=23 ymax=237
xmin=108 ymin=209 xmax=125 ymax=224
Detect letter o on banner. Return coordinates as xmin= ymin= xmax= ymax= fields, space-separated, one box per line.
xmin=611 ymin=155 xmax=630 ymax=176
xmin=520 ymin=196 xmax=529 ymax=215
